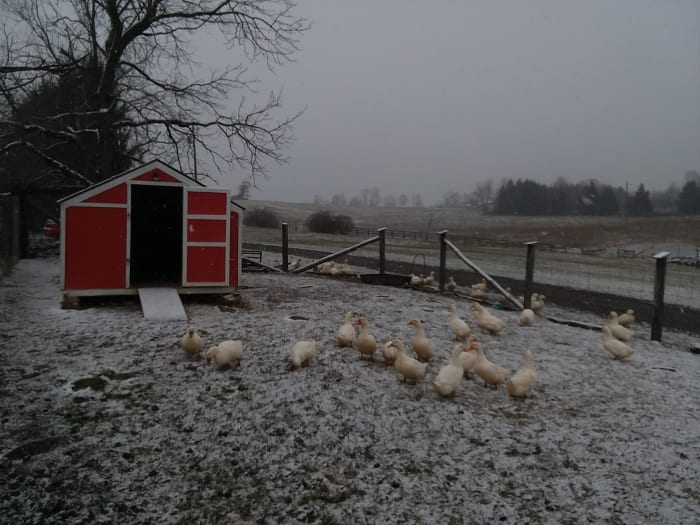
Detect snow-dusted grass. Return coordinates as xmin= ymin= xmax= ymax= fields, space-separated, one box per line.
xmin=1 ymin=258 xmax=699 ymax=524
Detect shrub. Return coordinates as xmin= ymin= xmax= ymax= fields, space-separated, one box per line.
xmin=306 ymin=210 xmax=355 ymax=234
xmin=243 ymin=207 xmax=281 ymax=228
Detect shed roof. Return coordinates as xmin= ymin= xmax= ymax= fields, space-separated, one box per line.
xmin=58 ymin=159 xmax=204 ymax=205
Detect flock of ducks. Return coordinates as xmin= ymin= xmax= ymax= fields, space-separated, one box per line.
xmin=179 ymin=279 xmax=639 ymax=400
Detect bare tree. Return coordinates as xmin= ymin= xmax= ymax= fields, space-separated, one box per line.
xmin=235 ymin=180 xmax=251 ymax=200
xmin=473 ymin=179 xmax=494 ymax=213
xmin=0 ymin=0 xmax=308 ymax=185
xmin=330 ymin=193 xmax=347 ymax=207
xmin=359 ymin=188 xmax=370 ymax=207
xmin=398 ymin=194 xmax=408 ymax=207
xmin=411 ymin=193 xmax=423 ymax=207
xmin=368 ymin=187 xmax=381 ymax=207
xmin=383 ymin=194 xmax=397 ymax=207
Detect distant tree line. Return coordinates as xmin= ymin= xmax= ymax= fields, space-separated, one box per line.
xmin=490 ymin=178 xmax=655 ymax=216
xmin=313 ymin=187 xmax=424 ymax=208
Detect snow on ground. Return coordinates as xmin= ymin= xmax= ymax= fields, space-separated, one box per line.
xmin=1 ymin=258 xmax=699 ymax=524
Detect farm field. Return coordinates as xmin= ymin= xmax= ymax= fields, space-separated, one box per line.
xmin=1 ymin=257 xmax=699 ymax=524
xmin=243 ymin=200 xmax=700 ymax=255
xmin=242 ymin=202 xmax=700 ymax=312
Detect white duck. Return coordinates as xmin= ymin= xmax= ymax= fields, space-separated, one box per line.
xmin=447 ymin=303 xmax=471 ymax=341
xmin=290 ymin=341 xmax=317 ymax=369
xmin=519 ymin=308 xmax=536 ymax=327
xmin=336 ymin=311 xmax=355 ymax=347
xmin=446 ymin=276 xmax=458 ymax=293
xmin=355 ymin=317 xmax=377 ymax=361
xmin=205 ymin=340 xmax=243 ymax=368
xmin=433 ymin=343 xmax=466 ymax=397
xmin=459 ymin=338 xmax=478 ymax=374
xmin=602 ymin=326 xmax=635 ymax=360
xmin=382 ymin=340 xmax=398 ymax=366
xmin=409 ymin=274 xmax=424 ymax=287
xmin=617 ymin=309 xmax=636 ymax=327
xmin=471 ymin=278 xmax=488 ymax=292
xmin=531 ymin=294 xmax=546 ymax=314
xmin=470 ymin=303 xmax=506 ymax=335
xmin=470 ymin=338 xmax=509 ymax=388
xmin=339 ymin=258 xmax=353 ymax=275
xmin=388 ymin=340 xmax=427 ymax=384
xmin=506 ymin=350 xmax=538 ymax=398
xmin=423 ymin=271 xmax=436 ymax=287
xmin=606 ymin=311 xmax=634 ymax=341
xmin=181 ymin=326 xmax=204 ymax=359
xmin=407 ymin=319 xmax=435 ymax=361
xmin=289 ymin=258 xmax=301 ymax=271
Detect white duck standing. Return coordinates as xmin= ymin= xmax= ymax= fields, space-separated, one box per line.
xmin=602 ymin=326 xmax=635 ymax=360
xmin=606 ymin=311 xmax=634 ymax=341
xmin=382 ymin=340 xmax=398 ymax=366
xmin=355 ymin=317 xmax=377 ymax=361
xmin=459 ymin=337 xmax=478 ymax=374
xmin=181 ymin=326 xmax=204 ymax=359
xmin=290 ymin=341 xmax=317 ymax=369
xmin=617 ymin=309 xmax=636 ymax=327
xmin=433 ymin=343 xmax=466 ymax=397
xmin=408 ymin=319 xmax=435 ymax=361
xmin=470 ymin=303 xmax=506 ymax=335
xmin=205 ymin=340 xmax=243 ymax=369
xmin=531 ymin=294 xmax=546 ymax=314
xmin=446 ymin=276 xmax=458 ymax=293
xmin=389 ymin=340 xmax=427 ymax=384
xmin=506 ymin=350 xmax=538 ymax=398
xmin=471 ymin=338 xmax=509 ymax=389
xmin=447 ymin=303 xmax=471 ymax=341
xmin=519 ymin=308 xmax=536 ymax=327
xmin=336 ymin=311 xmax=355 ymax=347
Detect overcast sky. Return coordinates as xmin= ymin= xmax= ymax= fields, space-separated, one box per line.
xmin=214 ymin=0 xmax=700 ymax=205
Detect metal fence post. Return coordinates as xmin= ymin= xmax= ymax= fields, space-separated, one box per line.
xmin=439 ymin=230 xmax=448 ymax=292
xmin=282 ymin=223 xmax=289 ymax=272
xmin=378 ymin=228 xmax=386 ymax=274
xmin=651 ymin=251 xmax=669 ymax=341
xmin=523 ymin=242 xmax=537 ymax=310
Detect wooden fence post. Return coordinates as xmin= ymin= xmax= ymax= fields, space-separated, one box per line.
xmin=651 ymin=251 xmax=669 ymax=341
xmin=378 ymin=228 xmax=386 ymax=274
xmin=281 ymin=223 xmax=289 ymax=272
xmin=523 ymin=242 xmax=537 ymax=309
xmin=439 ymin=230 xmax=448 ymax=292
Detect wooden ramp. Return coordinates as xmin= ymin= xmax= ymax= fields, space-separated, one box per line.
xmin=138 ymin=287 xmax=188 ymax=321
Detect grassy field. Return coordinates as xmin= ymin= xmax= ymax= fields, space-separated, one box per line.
xmin=242 ymin=199 xmax=700 ymax=253
xmin=241 ymin=201 xmax=700 ymax=315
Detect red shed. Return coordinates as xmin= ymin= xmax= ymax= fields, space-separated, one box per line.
xmin=58 ymin=160 xmax=243 ymax=301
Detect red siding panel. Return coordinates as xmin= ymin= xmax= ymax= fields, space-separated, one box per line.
xmin=133 ymin=169 xmax=180 ymax=183
xmin=83 ymin=183 xmax=127 ymax=204
xmin=188 ymin=192 xmax=227 ymax=215
xmin=229 ymin=211 xmax=239 ymax=286
xmin=187 ymin=219 xmax=227 ymax=243
xmin=186 ymin=246 xmax=226 ymax=283
xmin=65 ymin=207 xmax=127 ymax=289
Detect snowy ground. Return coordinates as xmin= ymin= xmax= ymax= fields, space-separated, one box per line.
xmin=1 ymin=258 xmax=699 ymax=524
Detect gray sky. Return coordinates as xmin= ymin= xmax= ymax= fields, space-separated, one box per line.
xmin=217 ymin=0 xmax=700 ymax=204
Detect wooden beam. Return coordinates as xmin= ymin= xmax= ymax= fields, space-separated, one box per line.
xmin=242 ymin=257 xmax=284 ymax=273
xmin=378 ymin=228 xmax=386 ymax=275
xmin=523 ymin=241 xmax=537 ymax=309
xmin=292 ymin=235 xmax=380 ymax=274
xmin=651 ymin=251 xmax=670 ymax=341
xmin=438 ymin=230 xmax=448 ymax=292
xmin=444 ymin=239 xmax=524 ymax=310
xmin=281 ymin=223 xmax=289 ymax=272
